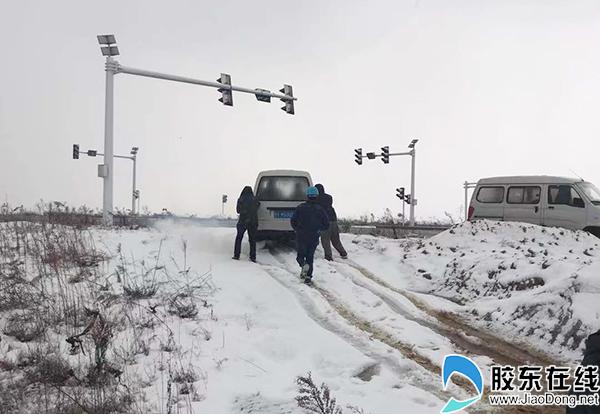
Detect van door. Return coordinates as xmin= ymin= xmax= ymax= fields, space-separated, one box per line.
xmin=471 ymin=186 xmax=505 ymax=220
xmin=543 ymin=185 xmax=587 ymax=230
xmin=504 ymin=186 xmax=542 ymax=225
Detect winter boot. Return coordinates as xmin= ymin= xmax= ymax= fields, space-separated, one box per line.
xmin=300 ymin=264 xmax=310 ymax=279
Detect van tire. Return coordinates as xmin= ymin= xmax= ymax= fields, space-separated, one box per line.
xmin=584 ymin=227 xmax=600 ymax=239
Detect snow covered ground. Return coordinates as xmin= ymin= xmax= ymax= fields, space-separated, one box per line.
xmin=1 ymin=219 xmax=596 ymax=413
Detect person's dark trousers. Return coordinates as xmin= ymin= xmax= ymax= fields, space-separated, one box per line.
xmin=296 ymin=238 xmax=319 ymax=277
xmin=321 ymin=221 xmax=347 ymax=259
xmin=233 ymin=222 xmax=257 ymax=260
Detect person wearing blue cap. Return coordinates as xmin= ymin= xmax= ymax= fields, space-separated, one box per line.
xmin=290 ymin=186 xmax=330 ymax=283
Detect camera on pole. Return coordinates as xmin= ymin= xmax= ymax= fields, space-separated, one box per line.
xmin=381 ymin=146 xmax=390 ymax=164
xmin=354 ymin=148 xmax=363 ymax=165
xmin=254 ymin=88 xmax=271 ymax=103
xmin=72 ymin=144 xmax=80 ymax=159
xmin=217 ymin=73 xmax=233 ymax=106
xmin=396 ymin=187 xmax=405 ymax=199
xmin=280 ymin=85 xmax=294 ymax=115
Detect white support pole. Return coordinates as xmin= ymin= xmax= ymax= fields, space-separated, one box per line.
xmin=132 ymin=155 xmax=137 ymax=215
xmin=464 ymin=181 xmax=469 ymax=221
xmin=409 ymin=147 xmax=416 ymax=227
xmin=102 ymin=58 xmax=116 ymax=226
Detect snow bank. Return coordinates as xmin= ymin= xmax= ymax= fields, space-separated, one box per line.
xmin=347 ymin=220 xmax=600 ymax=362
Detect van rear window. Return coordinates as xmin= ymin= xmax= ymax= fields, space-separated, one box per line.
xmin=256 ymin=176 xmax=310 ymax=201
xmin=476 ymin=186 xmax=504 ymax=203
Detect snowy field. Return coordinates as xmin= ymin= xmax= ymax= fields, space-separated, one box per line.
xmin=1 ymin=219 xmax=596 ymax=413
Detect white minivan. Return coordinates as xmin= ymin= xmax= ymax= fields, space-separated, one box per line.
xmin=253 ymin=170 xmax=313 ymax=240
xmin=468 ymin=176 xmax=600 ymax=236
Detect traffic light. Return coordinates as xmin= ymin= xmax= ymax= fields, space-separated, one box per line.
xmin=354 ymin=148 xmax=363 ymax=165
xmin=280 ymin=85 xmax=294 ymax=115
xmin=404 ymin=194 xmax=411 ymax=204
xmin=381 ymin=146 xmax=389 ymax=164
xmin=222 ymin=194 xmax=228 ymax=203
xmin=72 ymin=144 xmax=79 ymax=159
xmin=396 ymin=187 xmax=405 ymax=199
xmin=217 ymin=73 xmax=233 ymax=106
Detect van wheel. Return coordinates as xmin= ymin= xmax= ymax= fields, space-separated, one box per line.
xmin=584 ymin=227 xmax=600 ymax=238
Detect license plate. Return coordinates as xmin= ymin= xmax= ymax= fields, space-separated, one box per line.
xmin=274 ymin=210 xmax=294 ymax=219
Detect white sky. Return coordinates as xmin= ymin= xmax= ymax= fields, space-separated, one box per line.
xmin=1 ymin=0 xmax=600 ymax=220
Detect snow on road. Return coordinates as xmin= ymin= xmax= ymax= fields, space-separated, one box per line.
xmin=101 ymin=221 xmax=447 ymax=413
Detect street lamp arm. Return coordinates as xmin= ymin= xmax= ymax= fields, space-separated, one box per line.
xmin=115 ymin=63 xmax=297 ymax=102
xmin=388 ymin=151 xmax=413 ymax=157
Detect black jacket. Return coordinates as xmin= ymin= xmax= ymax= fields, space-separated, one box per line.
xmin=291 ymin=200 xmax=330 ymax=243
xmin=567 ymin=330 xmax=600 ymax=413
xmin=314 ymin=184 xmax=337 ymax=222
xmin=237 ymin=192 xmax=260 ymax=227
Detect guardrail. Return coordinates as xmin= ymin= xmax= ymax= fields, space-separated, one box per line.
xmin=0 ymin=213 xmax=451 ymax=238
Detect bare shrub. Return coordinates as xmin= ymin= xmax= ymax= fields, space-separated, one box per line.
xmin=296 ymin=372 xmax=342 ymax=414
xmin=167 ymin=293 xmax=198 ymax=319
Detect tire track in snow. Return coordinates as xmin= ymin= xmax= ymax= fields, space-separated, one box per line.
xmin=262 ymin=247 xmax=500 ymax=414
xmin=255 ymin=260 xmax=453 ymax=405
xmin=335 ymin=258 xmax=560 ymax=368
xmin=267 ymin=248 xmax=565 ymax=414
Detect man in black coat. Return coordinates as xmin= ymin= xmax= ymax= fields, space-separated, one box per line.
xmin=567 ymin=329 xmax=600 ymax=413
xmin=291 ymin=186 xmax=330 ymax=282
xmin=233 ymin=186 xmax=260 ymax=262
xmin=314 ymin=184 xmax=348 ymax=261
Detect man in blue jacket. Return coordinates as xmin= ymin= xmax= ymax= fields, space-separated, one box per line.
xmin=291 ymin=186 xmax=330 ymax=283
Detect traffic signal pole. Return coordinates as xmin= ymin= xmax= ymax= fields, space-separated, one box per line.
xmin=103 ymin=58 xmax=116 ymax=225
xmin=409 ymin=146 xmax=416 ymax=227
xmin=97 ymin=35 xmax=297 ymax=225
xmin=355 ymin=140 xmax=419 ymax=226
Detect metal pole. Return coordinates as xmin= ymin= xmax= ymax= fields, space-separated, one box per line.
xmin=464 ymin=181 xmax=468 ymax=221
xmin=402 ymin=200 xmax=406 ymax=226
xmin=117 ymin=65 xmax=296 ymax=102
xmin=409 ymin=147 xmax=416 ymax=226
xmin=102 ymin=58 xmax=116 ymax=226
xmin=132 ymin=155 xmax=137 ymax=215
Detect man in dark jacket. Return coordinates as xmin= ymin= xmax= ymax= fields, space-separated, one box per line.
xmin=233 ymin=186 xmax=260 ymax=262
xmin=314 ymin=184 xmax=348 ymax=261
xmin=291 ymin=186 xmax=330 ymax=282
xmin=567 ymin=329 xmax=600 ymax=413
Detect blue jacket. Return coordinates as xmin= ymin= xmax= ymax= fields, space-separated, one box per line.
xmin=291 ymin=200 xmax=330 ymax=243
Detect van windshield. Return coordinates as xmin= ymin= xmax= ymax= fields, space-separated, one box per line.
xmin=256 ymin=176 xmax=310 ymax=201
xmin=577 ymin=182 xmax=600 ymax=205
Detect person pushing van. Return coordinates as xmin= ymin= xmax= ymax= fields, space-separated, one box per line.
xmin=314 ymin=184 xmax=348 ymax=260
xmin=233 ymin=186 xmax=260 ymax=262
xmin=291 ymin=186 xmax=330 ymax=283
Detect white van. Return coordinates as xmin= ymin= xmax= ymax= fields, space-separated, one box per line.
xmin=468 ymin=176 xmax=600 ymax=236
xmin=253 ymin=170 xmax=313 ymax=240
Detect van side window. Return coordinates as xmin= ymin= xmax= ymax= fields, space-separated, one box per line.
xmin=476 ymin=186 xmax=504 ymax=203
xmin=548 ymin=185 xmax=584 ymax=207
xmin=507 ymin=186 xmax=541 ymax=204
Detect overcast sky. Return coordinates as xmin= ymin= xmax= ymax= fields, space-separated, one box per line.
xmin=2 ymin=0 xmax=600 ymax=220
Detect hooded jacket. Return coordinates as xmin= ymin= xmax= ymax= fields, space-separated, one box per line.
xmin=236 ymin=186 xmax=260 ymax=227
xmin=314 ymin=184 xmax=338 ymax=222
